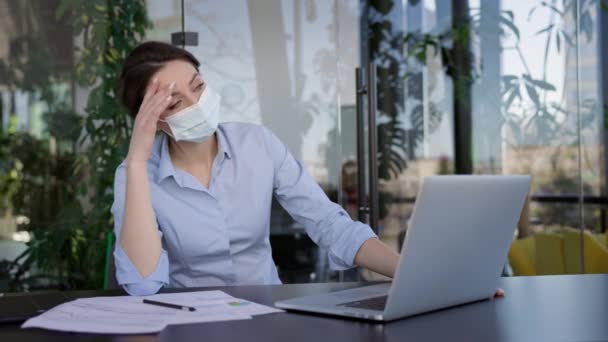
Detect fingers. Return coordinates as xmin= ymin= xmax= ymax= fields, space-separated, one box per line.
xmin=149 ymin=93 xmax=173 ymax=121
xmin=146 ymin=82 xmax=174 ymax=118
xmin=139 ymin=84 xmax=174 ymax=127
xmin=140 ymin=77 xmax=159 ymax=109
xmin=138 ymin=82 xmax=175 ymax=126
xmin=494 ymin=288 xmax=505 ymax=298
xmin=139 ymin=83 xmax=170 ymax=119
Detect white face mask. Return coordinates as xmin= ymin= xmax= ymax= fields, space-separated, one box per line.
xmin=160 ymin=86 xmax=221 ymax=143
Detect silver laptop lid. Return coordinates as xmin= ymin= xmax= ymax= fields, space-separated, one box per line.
xmin=384 ymin=175 xmax=531 ymax=320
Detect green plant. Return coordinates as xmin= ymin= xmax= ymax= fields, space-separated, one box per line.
xmin=5 ymin=0 xmax=151 ymax=290
xmin=0 ymin=26 xmax=81 ymax=291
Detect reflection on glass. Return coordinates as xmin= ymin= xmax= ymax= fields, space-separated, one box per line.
xmin=373 ymin=0 xmax=608 ymax=277
xmin=183 ymin=0 xmax=361 ymax=282
xmin=0 ymin=0 xmax=606 ymax=294
xmin=0 ymin=1 xmax=161 ymax=292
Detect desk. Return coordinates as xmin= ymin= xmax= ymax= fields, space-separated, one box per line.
xmin=1 ymin=274 xmax=607 ymax=341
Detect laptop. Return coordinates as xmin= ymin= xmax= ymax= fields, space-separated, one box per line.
xmin=275 ymin=175 xmax=531 ymax=321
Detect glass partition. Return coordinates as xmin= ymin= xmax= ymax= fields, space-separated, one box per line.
xmin=368 ymin=0 xmax=608 ymax=278
xmin=0 ymin=0 xmax=606 ymax=293
xmin=0 ymin=0 xmax=176 ymax=291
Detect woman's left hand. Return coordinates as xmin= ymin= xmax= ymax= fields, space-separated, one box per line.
xmin=494 ymin=288 xmax=505 ymax=297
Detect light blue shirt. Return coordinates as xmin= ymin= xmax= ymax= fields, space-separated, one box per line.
xmin=111 ymin=122 xmax=377 ymax=296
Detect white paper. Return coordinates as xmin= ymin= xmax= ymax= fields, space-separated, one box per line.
xmin=21 ymin=290 xmax=283 ymax=334
xmin=21 ymin=290 xmax=262 ymax=334
xmin=21 ymin=301 xmax=168 ymax=334
xmin=148 ymin=291 xmax=285 ymax=315
xmin=145 ymin=291 xmax=284 ymax=316
xmin=75 ymin=294 xmax=251 ymax=325
xmin=213 ymin=299 xmax=284 ymax=316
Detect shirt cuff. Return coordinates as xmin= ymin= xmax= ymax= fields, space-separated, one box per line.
xmin=114 ymin=245 xmax=169 ymax=296
xmin=328 ymin=222 xmax=378 ymax=270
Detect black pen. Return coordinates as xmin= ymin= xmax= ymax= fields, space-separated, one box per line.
xmin=142 ymin=299 xmax=197 ymax=312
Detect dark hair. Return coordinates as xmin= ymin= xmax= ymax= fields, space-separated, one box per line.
xmin=118 ymin=41 xmax=200 ymax=118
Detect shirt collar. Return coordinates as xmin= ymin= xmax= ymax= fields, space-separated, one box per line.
xmin=156 ymin=125 xmax=232 ymax=183
xmin=216 ymin=124 xmax=232 ymax=161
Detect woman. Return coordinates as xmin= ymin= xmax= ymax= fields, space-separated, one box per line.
xmin=112 ymin=41 xmax=399 ymax=296
xmin=112 ymin=41 xmax=504 ymax=298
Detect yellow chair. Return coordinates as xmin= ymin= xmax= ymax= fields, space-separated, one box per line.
xmin=559 ymin=228 xmax=608 ymax=274
xmin=589 ymin=229 xmax=607 ymax=248
xmin=561 ymin=228 xmax=583 ymax=274
xmin=508 ymin=236 xmax=536 ymax=276
xmin=508 ymin=229 xmax=608 ymax=276
xmin=586 ymin=233 xmax=608 ymax=273
xmin=534 ymin=233 xmax=566 ymax=275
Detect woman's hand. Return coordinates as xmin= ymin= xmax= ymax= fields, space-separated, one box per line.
xmin=354 ymin=240 xmax=507 ymax=300
xmin=126 ymin=78 xmax=174 ymax=165
xmin=354 ymin=238 xmax=400 ymax=278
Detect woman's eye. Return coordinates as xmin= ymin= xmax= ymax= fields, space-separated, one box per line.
xmin=195 ymin=83 xmax=204 ymax=90
xmin=168 ymin=101 xmax=181 ymax=110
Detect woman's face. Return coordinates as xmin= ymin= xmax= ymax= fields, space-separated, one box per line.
xmin=151 ymin=59 xmax=206 ymax=131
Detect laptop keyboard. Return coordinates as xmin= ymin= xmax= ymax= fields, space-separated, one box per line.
xmin=337 ymin=295 xmax=388 ymax=311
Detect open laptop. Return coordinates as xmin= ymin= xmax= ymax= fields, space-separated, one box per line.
xmin=275 ymin=175 xmax=531 ymax=321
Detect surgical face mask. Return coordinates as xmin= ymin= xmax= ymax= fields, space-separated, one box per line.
xmin=160 ymin=86 xmax=221 ymax=143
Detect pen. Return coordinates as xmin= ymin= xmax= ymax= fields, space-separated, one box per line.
xmin=142 ymin=299 xmax=197 ymax=312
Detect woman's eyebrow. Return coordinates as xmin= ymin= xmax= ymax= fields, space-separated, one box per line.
xmin=188 ymin=73 xmax=199 ymax=85
xmin=170 ymin=74 xmax=201 ymax=96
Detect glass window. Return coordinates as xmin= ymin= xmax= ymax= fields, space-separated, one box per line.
xmin=368 ymin=0 xmax=608 ymax=277
xmin=1 ymin=0 xmax=606 ymax=294
xmin=0 ymin=0 xmax=172 ymax=292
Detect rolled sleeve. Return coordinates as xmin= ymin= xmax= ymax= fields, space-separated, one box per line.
xmin=327 ymin=220 xmax=378 ymax=269
xmin=111 ymin=163 xmax=169 ymax=296
xmin=264 ymin=127 xmax=378 ymax=270
xmin=114 ymin=244 xmax=169 ymax=296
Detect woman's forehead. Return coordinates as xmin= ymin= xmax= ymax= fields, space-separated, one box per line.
xmin=154 ymin=60 xmax=200 ymax=85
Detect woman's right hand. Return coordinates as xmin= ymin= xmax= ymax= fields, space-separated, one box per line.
xmin=126 ymin=78 xmax=175 ymax=165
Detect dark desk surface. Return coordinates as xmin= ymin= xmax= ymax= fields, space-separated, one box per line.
xmin=1 ymin=274 xmax=607 ymax=342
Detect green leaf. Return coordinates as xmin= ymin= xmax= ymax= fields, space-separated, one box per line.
xmin=536 ymin=24 xmax=554 ymax=35
xmin=504 ymin=86 xmax=521 ymax=110
xmin=528 ymin=78 xmax=556 ymax=91
xmin=501 ymin=75 xmax=519 ymax=84
xmin=540 ymin=1 xmax=564 ymax=16
xmin=524 ymin=82 xmax=541 ymax=108
xmin=56 ymin=0 xmax=76 ymax=20
xmin=560 ymin=30 xmax=574 ymax=46
xmin=371 ymin=0 xmax=395 ymax=15
xmin=498 ymin=15 xmax=519 ymax=40
xmin=527 ymin=5 xmax=538 ymax=20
